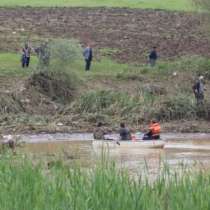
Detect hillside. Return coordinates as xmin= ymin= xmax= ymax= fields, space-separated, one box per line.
xmin=0 ymin=8 xmax=209 ymax=63
xmin=0 ymin=0 xmax=193 ymax=11
xmin=1 ymin=4 xmax=210 ymax=134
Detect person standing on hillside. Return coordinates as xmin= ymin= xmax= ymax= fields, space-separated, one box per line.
xmin=35 ymin=41 xmax=50 ymax=68
xmin=21 ymin=43 xmax=31 ymax=68
xmin=83 ymin=44 xmax=93 ymax=71
xmin=149 ymin=46 xmax=158 ymax=67
xmin=193 ymin=75 xmax=205 ymax=105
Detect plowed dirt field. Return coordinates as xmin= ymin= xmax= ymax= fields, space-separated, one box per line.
xmin=0 ymin=7 xmax=209 ymax=62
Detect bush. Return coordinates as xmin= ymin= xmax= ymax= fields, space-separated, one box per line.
xmin=0 ymin=93 xmax=24 ymax=114
xmin=73 ymin=90 xmax=140 ymax=117
xmin=35 ymin=39 xmax=82 ymax=72
xmin=31 ymin=39 xmax=82 ymax=103
xmin=28 ymin=71 xmax=77 ymax=103
xmin=196 ymin=102 xmax=210 ymax=120
xmin=157 ymin=94 xmax=197 ymax=121
xmin=65 ymin=88 xmax=210 ymax=125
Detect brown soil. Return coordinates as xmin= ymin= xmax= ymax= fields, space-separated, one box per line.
xmin=0 ymin=77 xmax=58 ymax=116
xmin=0 ymin=8 xmax=209 ymax=62
xmin=27 ymin=72 xmax=75 ymax=103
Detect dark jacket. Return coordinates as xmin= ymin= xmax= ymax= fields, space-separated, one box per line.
xmin=149 ymin=50 xmax=157 ymax=60
xmin=193 ymin=80 xmax=204 ymax=95
xmin=119 ymin=127 xmax=131 ymax=140
xmin=83 ymin=47 xmax=93 ymax=61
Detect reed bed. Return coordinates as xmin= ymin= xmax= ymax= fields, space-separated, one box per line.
xmin=0 ymin=154 xmax=210 ymax=210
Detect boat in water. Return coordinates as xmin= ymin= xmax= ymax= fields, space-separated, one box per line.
xmin=93 ymin=140 xmax=165 ymax=150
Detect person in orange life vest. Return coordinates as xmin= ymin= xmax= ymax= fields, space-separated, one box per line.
xmin=143 ymin=120 xmax=161 ymax=140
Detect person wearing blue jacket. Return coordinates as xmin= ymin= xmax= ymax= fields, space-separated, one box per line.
xmin=149 ymin=46 xmax=158 ymax=67
xmin=83 ymin=44 xmax=93 ymax=71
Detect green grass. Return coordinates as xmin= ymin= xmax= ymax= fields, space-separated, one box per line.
xmin=0 ymin=53 xmax=37 ymax=77
xmin=0 ymin=53 xmax=135 ymax=78
xmin=1 ymin=52 xmax=210 ymax=82
xmin=1 ymin=52 xmax=210 ymax=80
xmin=0 ymin=154 xmax=210 ymax=210
xmin=0 ymin=0 xmax=193 ymax=11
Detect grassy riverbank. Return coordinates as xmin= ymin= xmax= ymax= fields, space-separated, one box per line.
xmin=0 ymin=154 xmax=209 ymax=210
xmin=1 ymin=52 xmax=210 ymax=133
xmin=0 ymin=0 xmax=193 ymax=11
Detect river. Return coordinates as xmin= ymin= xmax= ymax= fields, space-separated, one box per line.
xmin=2 ymin=132 xmax=210 ymax=176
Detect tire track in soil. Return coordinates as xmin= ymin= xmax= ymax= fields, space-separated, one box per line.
xmin=0 ymin=7 xmax=209 ymax=62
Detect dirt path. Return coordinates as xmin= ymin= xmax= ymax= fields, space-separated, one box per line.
xmin=0 ymin=8 xmax=209 ymax=62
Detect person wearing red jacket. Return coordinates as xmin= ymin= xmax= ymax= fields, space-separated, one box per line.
xmin=143 ymin=120 xmax=161 ymax=140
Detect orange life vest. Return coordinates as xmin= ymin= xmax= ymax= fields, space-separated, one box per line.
xmin=149 ymin=123 xmax=161 ymax=136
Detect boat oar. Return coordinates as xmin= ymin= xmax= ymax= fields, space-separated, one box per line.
xmin=104 ymin=136 xmax=120 ymax=146
xmin=116 ymin=141 xmax=120 ymax=146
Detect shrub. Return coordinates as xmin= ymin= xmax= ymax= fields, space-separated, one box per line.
xmin=31 ymin=39 xmax=82 ymax=103
xmin=73 ymin=90 xmax=140 ymax=117
xmin=0 ymin=93 xmax=24 ymax=114
xmin=28 ymin=71 xmax=77 ymax=103
xmin=35 ymin=39 xmax=82 ymax=71
xmin=65 ymin=88 xmax=210 ymax=125
xmin=196 ymin=102 xmax=210 ymax=120
xmin=157 ymin=94 xmax=197 ymax=121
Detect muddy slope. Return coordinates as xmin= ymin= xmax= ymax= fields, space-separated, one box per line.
xmin=0 ymin=8 xmax=209 ymax=62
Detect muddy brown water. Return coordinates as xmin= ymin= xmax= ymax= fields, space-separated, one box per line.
xmin=3 ymin=132 xmax=210 ymax=176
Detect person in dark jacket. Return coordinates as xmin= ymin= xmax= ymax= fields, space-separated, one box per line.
xmin=149 ymin=47 xmax=158 ymax=67
xmin=193 ymin=75 xmax=205 ymax=105
xmin=83 ymin=44 xmax=93 ymax=71
xmin=35 ymin=42 xmax=50 ymax=67
xmin=93 ymin=122 xmax=106 ymax=140
xmin=119 ymin=123 xmax=131 ymax=141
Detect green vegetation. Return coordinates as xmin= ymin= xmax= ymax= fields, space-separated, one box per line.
xmin=0 ymin=94 xmax=24 ymax=114
xmin=193 ymin=0 xmax=210 ymax=11
xmin=36 ymin=39 xmax=82 ymax=71
xmin=2 ymin=53 xmax=209 ymax=79
xmin=0 ymin=52 xmax=135 ymax=78
xmin=67 ymin=90 xmax=210 ymax=125
xmin=0 ymin=154 xmax=210 ymax=210
xmin=72 ymin=89 xmax=141 ymax=115
xmin=0 ymin=53 xmax=36 ymax=77
xmin=1 ymin=52 xmax=210 ymax=123
xmin=0 ymin=0 xmax=193 ymax=11
xmin=29 ymin=39 xmax=82 ymax=103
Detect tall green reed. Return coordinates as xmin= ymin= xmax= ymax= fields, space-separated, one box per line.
xmin=0 ymin=155 xmax=210 ymax=210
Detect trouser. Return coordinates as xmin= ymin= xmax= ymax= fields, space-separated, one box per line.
xmin=195 ymin=93 xmax=204 ymax=105
xmin=22 ymin=56 xmax=30 ymax=68
xmin=149 ymin=59 xmax=156 ymax=67
xmin=143 ymin=131 xmax=160 ymax=140
xmin=85 ymin=59 xmax=91 ymax=71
